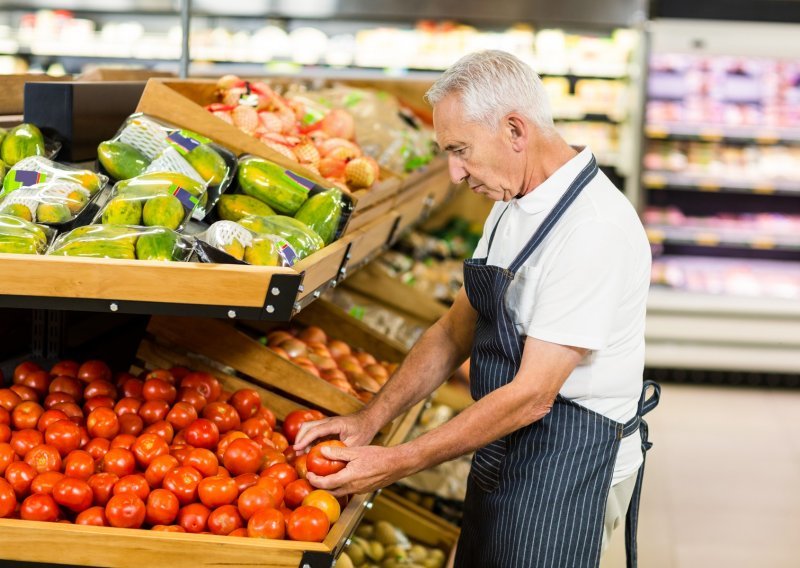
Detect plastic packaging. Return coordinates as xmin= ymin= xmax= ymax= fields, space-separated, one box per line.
xmin=0 ymin=181 xmax=103 ymax=230
xmin=48 ymin=224 xmax=194 ymax=262
xmin=92 ymin=172 xmax=205 ymax=232
xmin=194 ymin=220 xmax=298 ymax=267
xmin=2 ymin=156 xmax=108 ymax=198
xmin=96 ymin=114 xmax=237 ymax=219
xmin=238 ymin=214 xmax=323 ymax=260
xmin=0 ymin=213 xmax=55 ymax=255
xmin=0 ymin=123 xmax=61 ymax=167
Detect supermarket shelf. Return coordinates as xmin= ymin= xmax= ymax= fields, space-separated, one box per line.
xmin=646 ymin=224 xmax=800 ymax=251
xmin=645 ymin=123 xmax=800 ymax=145
xmin=643 ymin=170 xmax=800 ymax=196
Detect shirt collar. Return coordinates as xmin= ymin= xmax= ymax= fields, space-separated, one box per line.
xmin=514 ymin=146 xmax=593 ymax=214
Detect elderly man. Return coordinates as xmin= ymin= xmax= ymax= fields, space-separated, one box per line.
xmin=295 ymin=50 xmax=659 ymax=567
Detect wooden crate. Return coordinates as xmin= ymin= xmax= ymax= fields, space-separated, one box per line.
xmin=147 ymin=298 xmax=407 ymax=417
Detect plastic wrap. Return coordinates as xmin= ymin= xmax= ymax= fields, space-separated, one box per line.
xmin=238 ymin=214 xmax=323 ymax=261
xmin=48 ymin=224 xmax=193 ymax=262
xmin=0 ymin=213 xmax=55 ymax=255
xmin=2 ymin=156 xmax=108 ymax=198
xmin=0 ymin=181 xmax=101 ymax=229
xmin=96 ymin=114 xmax=237 ymax=219
xmin=194 ymin=220 xmax=297 ymax=267
xmin=0 ymin=123 xmax=61 ymax=167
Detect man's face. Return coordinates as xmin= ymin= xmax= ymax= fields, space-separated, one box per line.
xmin=433 ymin=94 xmax=522 ymax=202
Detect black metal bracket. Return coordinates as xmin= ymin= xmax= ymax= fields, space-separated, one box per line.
xmin=298 ymin=551 xmax=334 ymax=568
xmin=30 ymin=309 xmax=65 ymax=360
xmin=260 ymin=272 xmax=303 ymax=321
xmin=385 ymin=215 xmax=403 ymax=247
xmin=292 ymin=242 xmax=353 ymax=315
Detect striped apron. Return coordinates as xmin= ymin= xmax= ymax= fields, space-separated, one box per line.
xmin=455 ymin=155 xmax=660 ymax=567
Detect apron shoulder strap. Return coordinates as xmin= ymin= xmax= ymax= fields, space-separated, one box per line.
xmin=484 ymin=202 xmax=512 ymax=256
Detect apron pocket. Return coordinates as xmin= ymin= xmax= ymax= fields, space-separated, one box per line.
xmin=470 ymin=437 xmax=507 ymax=493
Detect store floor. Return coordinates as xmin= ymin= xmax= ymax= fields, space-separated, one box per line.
xmin=600 ymin=384 xmax=800 ymax=568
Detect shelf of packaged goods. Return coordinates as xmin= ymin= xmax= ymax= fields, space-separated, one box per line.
xmin=645 ymin=225 xmax=800 ymax=252
xmin=643 ymin=171 xmax=800 ymax=196
xmin=646 ymin=287 xmax=800 ymax=374
xmin=645 ymin=123 xmax=800 ymax=145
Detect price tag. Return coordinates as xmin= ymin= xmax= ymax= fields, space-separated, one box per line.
xmin=698 ymin=181 xmax=720 ymax=192
xmin=646 ymin=126 xmax=668 ymax=139
xmin=646 ymin=229 xmax=665 ymax=244
xmin=751 ymin=236 xmax=775 ymax=250
xmin=644 ymin=174 xmax=666 ymax=189
xmin=753 ymin=184 xmax=775 ymax=195
xmin=695 ymin=232 xmax=720 ymax=246
xmin=698 ymin=129 xmax=723 ymax=141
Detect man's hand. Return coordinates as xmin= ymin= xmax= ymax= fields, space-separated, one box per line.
xmin=305 ymin=444 xmax=412 ymax=497
xmin=293 ymin=412 xmax=378 ymax=452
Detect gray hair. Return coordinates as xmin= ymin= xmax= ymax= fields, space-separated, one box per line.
xmin=425 ymin=50 xmax=555 ymax=132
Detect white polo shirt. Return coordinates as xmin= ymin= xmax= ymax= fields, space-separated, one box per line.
xmin=472 ymin=147 xmax=651 ymax=484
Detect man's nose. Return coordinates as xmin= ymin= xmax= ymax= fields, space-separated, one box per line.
xmin=448 ymin=155 xmax=467 ymax=185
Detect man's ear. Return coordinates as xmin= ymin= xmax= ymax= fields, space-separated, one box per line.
xmin=507 ymin=113 xmax=528 ymax=151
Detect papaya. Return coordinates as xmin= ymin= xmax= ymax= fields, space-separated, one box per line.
xmin=0 ymin=203 xmax=33 ymax=222
xmin=220 ymin=239 xmax=245 ymax=260
xmin=116 ymin=172 xmax=205 ymax=200
xmin=59 ymin=224 xmax=138 ymax=247
xmin=294 ymin=188 xmax=344 ymax=245
xmin=64 ymin=187 xmax=90 ymax=214
xmin=244 ymin=237 xmax=283 ymax=266
xmin=0 ymin=234 xmax=39 ymax=255
xmin=136 ymin=229 xmax=180 ymax=261
xmin=50 ymin=239 xmax=136 ymax=259
xmin=238 ymin=157 xmax=310 ymax=215
xmin=217 ymin=194 xmax=276 ymax=222
xmin=0 ymin=214 xmax=48 ymax=245
xmin=102 ymin=197 xmax=143 ymax=225
xmin=97 ymin=141 xmax=150 ymax=180
xmin=0 ymin=127 xmax=6 ymax=146
xmin=142 ymin=195 xmax=185 ymax=230
xmin=0 ymin=160 xmax=6 ymax=181
xmin=0 ymin=124 xmax=46 ymax=166
xmin=238 ymin=214 xmax=323 ymax=260
xmin=0 ymin=214 xmax=49 ymax=254
xmin=184 ymin=144 xmax=227 ymax=186
xmin=36 ymin=202 xmax=72 ymax=224
xmin=65 ymin=170 xmax=105 ymax=195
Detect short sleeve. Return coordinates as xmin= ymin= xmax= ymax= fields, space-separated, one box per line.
xmin=525 ymin=221 xmax=634 ymax=350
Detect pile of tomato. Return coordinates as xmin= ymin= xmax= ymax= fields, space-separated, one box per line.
xmin=0 ymin=359 xmax=347 ymax=542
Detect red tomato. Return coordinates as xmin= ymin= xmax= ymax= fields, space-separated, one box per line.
xmin=228 ymin=527 xmax=248 ymax=537
xmin=263 ymin=463 xmax=298 ymax=488
xmin=48 ymin=376 xmax=83 ymax=400
xmin=85 ymin=407 xmax=119 ymax=440
xmin=75 ymin=506 xmax=107 ymax=526
xmin=131 ymin=433 xmax=169 ymax=469
xmin=302 ymin=489 xmax=341 ymax=523
xmin=255 ymin=476 xmax=284 ymax=507
xmin=110 ymin=434 xmax=137 ymax=451
xmin=114 ymin=397 xmax=142 ymax=417
xmin=185 ymin=448 xmax=218 ymax=478
xmin=286 ymin=506 xmax=330 ymax=542
xmin=87 ymin=472 xmax=118 ymax=506
xmin=10 ymin=429 xmax=42 ymax=458
xmin=0 ymin=389 xmax=22 ymax=412
xmin=0 ymin=406 xmax=9 ymax=426
xmin=207 ymin=504 xmax=243 ymax=535
xmin=180 ymin=373 xmax=221 ymax=403
xmin=142 ymin=420 xmax=174 ymax=444
xmin=177 ymin=388 xmax=207 ymax=413
xmin=0 ymin=478 xmax=18 ymax=518
xmin=307 ymin=441 xmax=347 ymax=477
xmin=166 ymin=402 xmax=197 ymax=430
xmin=202 ymin=402 xmax=241 ymax=434
xmin=12 ymin=401 xmax=44 ymax=431
xmin=30 ymin=471 xmax=64 ymax=495
xmin=63 ymin=450 xmax=95 ymax=481
xmin=13 ymin=362 xmax=42 ymax=385
xmin=144 ymin=369 xmax=176 ymax=385
xmin=77 ymin=360 xmax=112 ymax=384
xmin=51 ymin=402 xmax=83 ymax=423
xmin=145 ymin=488 xmax=179 ymax=526
xmin=138 ymin=400 xmax=170 ymax=425
xmin=0 ymin=424 xmax=9 ymax=444
xmin=36 ymin=410 xmax=69 ymax=432
xmin=83 ymin=396 xmax=115 ymax=415
xmin=234 ymin=473 xmax=260 ymax=494
xmin=84 ymin=438 xmax=110 ymax=461
xmin=142 ymin=379 xmax=177 ymax=404
xmin=24 ymin=444 xmax=62 ymax=474
xmin=83 ymin=380 xmax=116 ymax=400
xmin=44 ymin=419 xmax=82 ymax=456
xmin=169 ymin=367 xmax=191 ymax=381
xmin=105 ymin=493 xmax=146 ymax=528
xmin=10 ymin=385 xmax=38 ymax=402
xmin=257 ymin=406 xmax=277 ymax=429
xmin=43 ymin=393 xmax=75 ymax=410
xmin=78 ymin=426 xmax=90 ymax=449
xmin=151 ymin=524 xmax=185 ymax=532
xmin=237 ymin=485 xmax=281 ymax=521
xmin=269 ymin=432 xmax=289 ymax=453
xmin=144 ymin=455 xmax=180 ymax=489
xmin=223 ymin=438 xmax=263 ymax=476
xmin=241 ymin=417 xmax=271 ymax=441
xmin=50 ymin=361 xmax=79 ymax=379
xmin=281 ymin=410 xmax=326 ymax=445
xmin=197 ymin=475 xmax=238 ymax=508
xmin=52 ymin=477 xmax=93 ymax=512
xmin=5 ymin=461 xmax=36 ymax=498
xmin=229 ymin=389 xmax=261 ymax=422
xmin=101 ymin=448 xmax=136 ymax=477
xmin=284 ymin=479 xmax=313 ymax=509
xmin=215 ymin=431 xmax=249 ymax=462
xmin=118 ymin=414 xmax=144 ymax=437
xmin=113 ymin=474 xmax=150 ymax=501
xmin=262 ymin=449 xmax=288 ymax=470
xmin=0 ymin=443 xmax=15 ymax=476
xmin=162 ymin=466 xmax=202 ymax=506
xmin=247 ymin=507 xmax=285 ymax=539
xmin=20 ymin=493 xmax=59 ymax=522
xmin=120 ymin=378 xmax=144 ymax=399
xmin=20 ymin=370 xmax=51 ymax=397
xmin=183 ymin=419 xmax=219 ymax=450
xmin=178 ymin=502 xmax=210 ymax=533
xmin=170 ymin=445 xmax=193 ymax=465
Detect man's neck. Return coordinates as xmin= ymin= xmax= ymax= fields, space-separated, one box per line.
xmin=518 ymin=136 xmax=579 ymax=198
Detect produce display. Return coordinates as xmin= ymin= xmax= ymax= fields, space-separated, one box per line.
xmin=259 ymin=325 xmax=398 ymax=402
xmin=48 ymin=224 xmax=193 ymax=262
xmin=198 ymin=220 xmax=299 ymax=267
xmin=340 ymin=518 xmax=447 ymax=568
xmin=0 ymin=213 xmax=54 ymax=255
xmin=207 ymin=76 xmax=383 ymax=191
xmin=96 ymin=114 xmax=237 ymax=219
xmin=0 ymin=358 xmax=351 ymax=542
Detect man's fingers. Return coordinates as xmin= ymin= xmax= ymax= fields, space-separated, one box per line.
xmin=320 ymin=444 xmax=356 ymax=462
xmin=293 ymin=419 xmax=336 ymax=450
xmin=306 ymin=469 xmax=350 ymax=491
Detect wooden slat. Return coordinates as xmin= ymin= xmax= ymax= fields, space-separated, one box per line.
xmin=147 ymin=316 xmax=363 ymax=416
xmin=293 ymin=237 xmax=350 ymax=302
xmin=347 ymin=213 xmax=398 ymax=268
xmin=345 ymin=195 xmax=396 ymax=233
xmin=0 ymin=253 xmax=284 ymax=307
xmin=365 ymin=493 xmax=459 ymax=551
xmin=349 ymin=174 xmax=403 ymax=214
xmin=384 ymin=399 xmax=427 ymax=447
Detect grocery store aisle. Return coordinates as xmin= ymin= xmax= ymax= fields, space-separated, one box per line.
xmin=600 ymin=384 xmax=800 ymax=568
